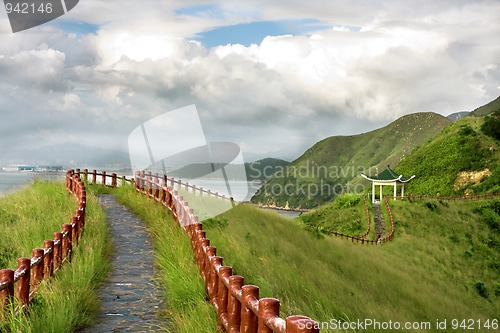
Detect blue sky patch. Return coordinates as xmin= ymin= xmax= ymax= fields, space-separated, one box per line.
xmin=175 ymin=4 xmax=225 ymax=20
xmin=197 ymin=19 xmax=330 ymax=48
xmin=53 ymin=20 xmax=100 ymax=36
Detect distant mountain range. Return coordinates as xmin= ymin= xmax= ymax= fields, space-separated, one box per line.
xmin=168 ymin=157 xmax=290 ymax=181
xmin=447 ymin=111 xmax=471 ymax=121
xmin=0 ymin=143 xmax=131 ymax=169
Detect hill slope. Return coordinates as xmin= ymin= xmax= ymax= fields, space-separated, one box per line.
xmin=251 ymin=112 xmax=452 ymax=208
xmin=471 ymin=95 xmax=500 ymax=116
xmin=396 ymin=116 xmax=500 ymax=196
xmin=203 ymin=200 xmax=499 ymax=333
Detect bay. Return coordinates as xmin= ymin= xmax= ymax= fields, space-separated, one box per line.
xmin=0 ymin=172 xmax=65 ymax=197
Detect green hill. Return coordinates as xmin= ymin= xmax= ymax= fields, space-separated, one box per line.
xmin=251 ymin=112 xmax=451 ymax=208
xmin=471 ymin=95 xmax=500 ymax=116
xmin=396 ymin=116 xmax=500 ymax=196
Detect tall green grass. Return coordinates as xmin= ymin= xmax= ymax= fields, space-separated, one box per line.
xmin=203 ymin=200 xmax=499 ymax=333
xmin=0 ymin=180 xmax=111 ymax=332
xmin=108 ymin=184 xmax=217 ymax=333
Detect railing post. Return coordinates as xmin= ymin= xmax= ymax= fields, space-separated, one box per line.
xmin=16 ymin=258 xmax=31 ymax=306
xmin=62 ymin=224 xmax=73 ymax=262
xmin=154 ymin=173 xmax=160 ymax=199
xmin=43 ymin=240 xmax=54 ymax=279
xmin=147 ymin=172 xmax=153 ymax=196
xmin=71 ymin=216 xmax=80 ymax=245
xmin=209 ymin=255 xmax=222 ymax=307
xmin=228 ymin=275 xmax=244 ymax=332
xmin=83 ymin=169 xmax=88 ymax=182
xmin=102 ymin=171 xmax=107 ymax=186
xmin=31 ymin=248 xmax=44 ymax=289
xmin=112 ymin=173 xmax=117 ymax=187
xmin=92 ymin=170 xmax=97 ymax=184
xmin=258 ymin=298 xmax=280 ymax=333
xmin=0 ymin=269 xmax=14 ymax=321
xmin=286 ymin=316 xmax=320 ymax=333
xmin=217 ymin=266 xmax=232 ymax=331
xmin=53 ymin=232 xmax=63 ymax=270
xmin=241 ymin=285 xmax=259 ymax=333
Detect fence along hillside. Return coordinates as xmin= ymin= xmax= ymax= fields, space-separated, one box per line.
xmin=76 ymin=169 xmax=321 ymax=333
xmin=0 ymin=171 xmax=86 ymax=319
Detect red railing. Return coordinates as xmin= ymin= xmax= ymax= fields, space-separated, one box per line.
xmin=0 ymin=171 xmax=86 ymax=320
xmin=78 ymin=169 xmax=320 ymax=333
xmin=326 ymin=195 xmax=395 ymax=245
xmin=78 ymin=168 xmax=233 ymax=202
xmin=404 ymin=193 xmax=500 ymax=201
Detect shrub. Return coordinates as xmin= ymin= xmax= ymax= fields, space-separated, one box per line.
xmin=424 ymin=201 xmax=438 ymax=211
xmin=480 ymin=109 xmax=500 ymax=140
xmin=333 ymin=194 xmax=361 ymax=209
xmin=203 ymin=217 xmax=229 ymax=229
xmin=475 ymin=281 xmax=489 ymax=299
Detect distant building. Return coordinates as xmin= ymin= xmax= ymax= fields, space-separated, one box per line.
xmin=1 ymin=165 xmax=63 ymax=172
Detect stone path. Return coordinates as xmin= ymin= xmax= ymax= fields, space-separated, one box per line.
xmin=372 ymin=202 xmax=385 ymax=241
xmin=79 ymin=195 xmax=165 ymax=333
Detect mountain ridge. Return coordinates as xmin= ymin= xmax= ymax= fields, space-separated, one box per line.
xmin=251 ymin=112 xmax=452 ymax=208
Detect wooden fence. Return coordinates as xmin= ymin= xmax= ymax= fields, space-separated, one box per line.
xmin=78 ymin=168 xmax=233 ymax=202
xmin=404 ymin=193 xmax=500 ymax=201
xmin=77 ymin=169 xmax=320 ymax=333
xmin=0 ymin=171 xmax=86 ymax=320
xmin=327 ymin=195 xmax=395 ymax=245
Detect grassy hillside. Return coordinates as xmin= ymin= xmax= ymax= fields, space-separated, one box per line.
xmin=202 ymin=200 xmax=499 ymax=333
xmin=396 ymin=116 xmax=500 ymax=196
xmin=251 ymin=112 xmax=451 ymax=208
xmin=471 ymin=95 xmax=500 ymax=116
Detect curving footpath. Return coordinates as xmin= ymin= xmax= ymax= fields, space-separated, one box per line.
xmin=79 ymin=195 xmax=165 ymax=333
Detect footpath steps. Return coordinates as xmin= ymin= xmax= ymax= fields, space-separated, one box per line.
xmin=372 ymin=202 xmax=385 ymax=241
xmin=79 ymin=194 xmax=165 ymax=333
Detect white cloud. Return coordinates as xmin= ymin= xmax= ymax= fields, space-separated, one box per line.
xmin=0 ymin=0 xmax=499 ymax=162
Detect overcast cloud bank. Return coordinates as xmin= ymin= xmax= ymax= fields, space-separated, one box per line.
xmin=0 ymin=0 xmax=499 ymax=162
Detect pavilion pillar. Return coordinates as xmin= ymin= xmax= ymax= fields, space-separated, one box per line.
xmin=372 ymin=181 xmax=375 ymax=203
xmin=393 ymin=183 xmax=397 ymax=200
xmin=379 ymin=184 xmax=383 ymax=202
xmin=401 ymin=184 xmax=404 ymax=199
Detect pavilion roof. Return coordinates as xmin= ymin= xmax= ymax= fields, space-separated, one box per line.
xmin=361 ymin=165 xmax=415 ymax=183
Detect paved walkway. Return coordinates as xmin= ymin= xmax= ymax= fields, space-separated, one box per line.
xmin=79 ymin=195 xmax=165 ymax=333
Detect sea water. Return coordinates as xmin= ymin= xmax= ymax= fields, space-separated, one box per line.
xmin=0 ymin=172 xmax=65 ymax=197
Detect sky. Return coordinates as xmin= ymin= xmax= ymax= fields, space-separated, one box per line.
xmin=0 ymin=0 xmax=499 ymax=164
